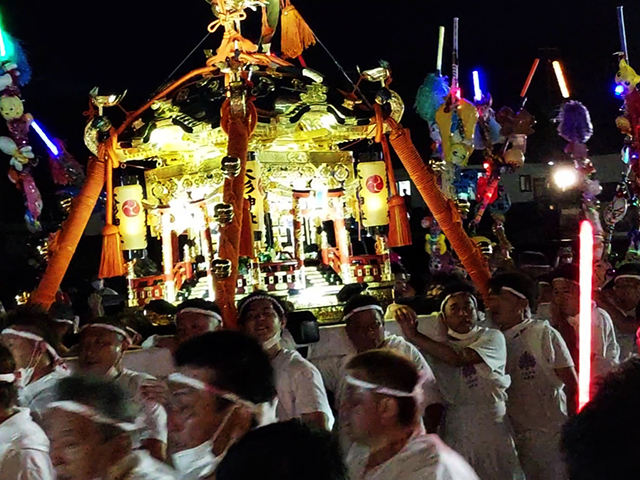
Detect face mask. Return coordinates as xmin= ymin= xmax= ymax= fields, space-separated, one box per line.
xmin=447 ymin=326 xmax=480 ymax=341
xmin=15 ymin=346 xmax=45 ymax=389
xmin=15 ymin=367 xmax=34 ymax=389
xmin=171 ymin=403 xmax=238 ymax=478
xmin=262 ymin=329 xmax=282 ymax=350
xmin=171 ymin=439 xmax=218 ymax=478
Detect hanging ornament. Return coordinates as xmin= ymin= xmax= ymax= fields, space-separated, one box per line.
xmin=435 ymin=97 xmax=478 ymax=166
xmin=221 ymin=156 xmax=242 ymax=178
xmin=213 ymin=203 xmax=234 ymax=226
xmin=212 ymin=259 xmax=233 ymax=279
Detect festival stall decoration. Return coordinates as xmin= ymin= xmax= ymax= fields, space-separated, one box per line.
xmin=608 ymin=6 xmax=640 ymax=264
xmin=32 ymin=0 xmax=407 ymax=322
xmin=414 ymin=20 xmax=536 ymax=279
xmin=551 ymin=54 xmax=604 ymax=259
xmin=0 ymin=17 xmax=84 ymax=233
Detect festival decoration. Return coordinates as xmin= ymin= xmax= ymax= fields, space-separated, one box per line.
xmin=555 ymin=100 xmax=604 ymax=254
xmin=32 ymin=0 xmax=396 ymax=321
xmin=0 ymin=17 xmax=85 ymax=235
xmin=114 ymin=184 xmax=148 ymax=251
xmin=279 ymin=0 xmax=316 ymax=59
xmin=356 ymin=160 xmax=389 ymax=227
xmin=375 ymin=102 xmax=411 ymax=247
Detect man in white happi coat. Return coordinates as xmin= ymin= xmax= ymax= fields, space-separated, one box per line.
xmin=488 ymin=271 xmax=578 ymax=480
xmin=342 ymin=349 xmax=479 ymax=480
xmin=1 ymin=305 xmax=69 ymax=421
xmin=319 ymin=295 xmax=441 ymax=431
xmin=550 ymin=263 xmax=620 ymax=396
xmin=0 ymin=342 xmax=54 ymax=479
xmin=238 ymin=291 xmax=334 ymax=430
xmin=393 ymin=282 xmax=525 ymax=480
xmin=43 ymin=375 xmax=178 ymax=480
xmin=141 ymin=299 xmax=223 ymax=354
xmin=77 ymin=320 xmax=167 ymax=461
xmin=141 ymin=330 xmax=279 ymax=480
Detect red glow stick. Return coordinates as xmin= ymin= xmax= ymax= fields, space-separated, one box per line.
xmin=578 ymin=220 xmax=593 ymax=410
xmin=520 ymin=59 xmax=540 ymax=98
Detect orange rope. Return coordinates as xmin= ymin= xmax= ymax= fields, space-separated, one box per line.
xmin=215 ymin=98 xmax=257 ymax=328
xmin=373 ymin=104 xmax=399 ymax=196
xmin=30 ymin=157 xmax=107 ymax=308
xmin=387 ymin=121 xmax=491 ymax=298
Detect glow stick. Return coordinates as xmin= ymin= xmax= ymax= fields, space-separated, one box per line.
xmin=436 ymin=26 xmax=445 ymax=74
xmin=520 ymin=58 xmax=540 ymax=98
xmin=552 ymin=61 xmax=570 ymax=99
xmin=472 ymin=70 xmax=482 ymax=102
xmin=578 ymin=220 xmax=593 ymax=410
xmin=617 ymin=6 xmax=629 ymax=61
xmin=31 ymin=120 xmax=60 ymax=157
xmin=452 ymin=18 xmax=459 ymax=91
xmin=0 ymin=29 xmax=5 ymax=58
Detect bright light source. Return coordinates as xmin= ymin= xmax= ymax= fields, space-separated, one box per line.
xmin=0 ymin=29 xmax=6 ymax=58
xmin=30 ymin=120 xmax=60 ymax=157
xmin=398 ymin=180 xmax=411 ymax=196
xmin=149 ymin=125 xmax=184 ymax=147
xmin=552 ymin=165 xmax=578 ymax=190
xmin=548 ymin=161 xmax=555 ymax=166
xmin=615 ymin=84 xmax=625 ymax=97
xmin=552 ymin=61 xmax=570 ymax=99
xmin=472 ymin=70 xmax=482 ymax=102
xmin=578 ymin=220 xmax=593 ymax=410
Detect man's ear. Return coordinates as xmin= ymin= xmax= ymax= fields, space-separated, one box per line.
xmin=280 ymin=315 xmax=287 ymax=330
xmin=377 ymin=396 xmax=399 ymax=424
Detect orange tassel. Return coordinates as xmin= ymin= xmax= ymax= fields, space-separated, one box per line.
xmin=99 ymin=224 xmax=126 ymax=278
xmin=280 ymin=1 xmax=316 ymax=59
xmin=378 ymin=127 xmax=411 ymax=248
xmin=99 ymin=150 xmax=126 ymax=278
xmin=387 ymin=195 xmax=412 ymax=247
xmin=239 ymin=199 xmax=254 ymax=258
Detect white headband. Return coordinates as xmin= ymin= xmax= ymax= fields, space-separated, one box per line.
xmin=80 ymin=324 xmax=132 ymax=345
xmin=440 ymin=292 xmax=478 ymax=313
xmin=345 ymin=373 xmax=427 ymax=407
xmin=501 ymin=286 xmax=527 ymax=300
xmin=345 ymin=375 xmax=416 ymax=397
xmin=238 ymin=296 xmax=285 ymax=319
xmin=177 ymin=308 xmax=223 ymax=325
xmin=167 ymin=372 xmax=278 ymax=425
xmin=1 ymin=328 xmax=60 ymax=361
xmin=46 ymin=401 xmax=140 ymax=432
xmin=343 ymin=305 xmax=384 ymax=323
xmin=0 ymin=373 xmax=15 ymax=383
xmin=615 ymin=274 xmax=640 ymax=283
xmin=53 ymin=316 xmax=80 ymax=334
xmin=167 ymin=373 xmax=258 ymax=411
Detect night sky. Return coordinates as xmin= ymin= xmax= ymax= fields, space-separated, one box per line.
xmin=2 ymin=0 xmax=635 ymax=161
xmin=0 ymin=0 xmax=637 ymax=293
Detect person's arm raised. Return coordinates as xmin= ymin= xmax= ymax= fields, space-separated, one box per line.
xmin=394 ymin=305 xmax=483 ymax=368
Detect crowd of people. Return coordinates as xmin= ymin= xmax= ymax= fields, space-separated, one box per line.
xmin=0 ymin=254 xmax=639 ymax=479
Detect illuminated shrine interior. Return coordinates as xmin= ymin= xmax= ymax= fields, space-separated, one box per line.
xmin=104 ymin=64 xmax=404 ymax=321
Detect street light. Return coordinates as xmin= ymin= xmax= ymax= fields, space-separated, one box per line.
xmin=552 ymin=165 xmax=579 ymax=191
